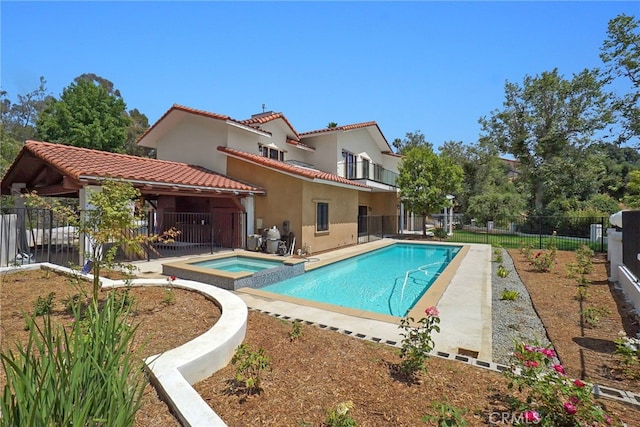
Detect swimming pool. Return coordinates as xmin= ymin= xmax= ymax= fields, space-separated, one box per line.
xmin=193 ymin=256 xmax=283 ymax=273
xmin=261 ymin=243 xmax=461 ymax=317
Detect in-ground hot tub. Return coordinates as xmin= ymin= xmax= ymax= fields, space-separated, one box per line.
xmin=162 ymin=252 xmax=306 ymax=291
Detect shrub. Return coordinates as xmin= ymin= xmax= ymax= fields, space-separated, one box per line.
xmin=0 ymin=292 xmax=146 ymax=426
xmin=493 ymin=246 xmax=504 ymax=263
xmin=496 ymin=264 xmax=509 ymax=278
xmin=231 ymin=343 xmax=271 ymax=395
xmin=433 ymin=228 xmax=448 ymax=240
xmin=398 ymin=306 xmax=441 ymax=378
xmin=575 ymin=286 xmax=590 ymax=302
xmin=324 ymin=401 xmax=357 ymax=427
xmin=289 ymin=319 xmax=303 ymax=341
xmin=530 ymin=247 xmax=557 ymax=272
xmin=33 ymin=292 xmax=56 ymax=316
xmin=581 ymin=306 xmax=611 ymax=328
xmin=614 ymin=331 xmax=640 ymax=379
xmin=505 ymin=341 xmax=613 ymax=426
xmin=500 ymin=289 xmax=520 ymax=301
xmin=422 ymin=399 xmax=467 ymax=426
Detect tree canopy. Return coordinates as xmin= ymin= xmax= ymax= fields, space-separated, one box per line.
xmin=396 ymin=145 xmax=462 ymax=235
xmin=479 ymin=68 xmax=613 ymax=213
xmin=36 ymin=75 xmax=131 ymax=153
xmin=600 ymin=14 xmax=640 ymax=145
xmin=392 ymin=130 xmax=432 ymax=154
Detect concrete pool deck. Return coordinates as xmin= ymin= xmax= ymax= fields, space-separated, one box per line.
xmin=133 ymin=238 xmax=493 ymax=361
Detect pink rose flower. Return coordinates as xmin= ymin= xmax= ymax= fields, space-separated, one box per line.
xmin=524 ymin=344 xmax=535 ymax=352
xmin=605 ymin=415 xmax=612 ymax=425
xmin=424 ymin=306 xmax=439 ymax=317
xmin=553 ymin=364 xmax=566 ymax=375
xmin=524 ymin=360 xmax=539 ymax=368
xmin=563 ymin=402 xmax=577 ymax=415
xmin=573 ymin=379 xmax=585 ymax=387
xmin=522 ymin=410 xmax=541 ymax=422
xmin=540 ymin=348 xmax=556 ymax=358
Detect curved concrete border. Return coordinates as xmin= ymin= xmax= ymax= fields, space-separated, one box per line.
xmin=0 ymin=263 xmax=247 ymax=427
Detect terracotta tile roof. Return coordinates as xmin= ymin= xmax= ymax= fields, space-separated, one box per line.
xmin=217 ymin=146 xmax=370 ymax=190
xmin=137 ymin=104 xmax=271 ymax=144
xmin=298 ymin=121 xmax=378 ymax=136
xmin=286 ymin=138 xmax=315 ymax=151
xmin=21 ymin=140 xmax=265 ymax=194
xmin=240 ymin=112 xmax=300 ymax=138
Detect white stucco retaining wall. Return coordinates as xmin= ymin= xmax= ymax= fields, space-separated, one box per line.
xmin=0 ymin=263 xmax=247 ymax=427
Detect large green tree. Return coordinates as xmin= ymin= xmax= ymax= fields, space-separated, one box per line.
xmin=600 ymin=14 xmax=640 ymax=144
xmin=36 ymin=75 xmax=131 ymax=153
xmin=479 ymin=68 xmax=613 ymax=213
xmin=1 ymin=77 xmax=51 ymax=143
xmin=392 ymin=130 xmax=432 ymax=154
xmin=396 ymin=145 xmax=463 ymax=236
xmin=439 ymin=140 xmax=526 ymax=219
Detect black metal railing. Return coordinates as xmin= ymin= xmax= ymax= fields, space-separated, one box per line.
xmin=0 ymin=208 xmax=248 ymax=267
xmin=622 ymin=211 xmax=640 ymax=279
xmin=396 ymin=214 xmax=609 ymax=253
xmin=0 ymin=208 xmax=80 ymax=268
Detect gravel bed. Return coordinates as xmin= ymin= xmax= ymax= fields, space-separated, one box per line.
xmin=491 ymin=247 xmax=552 ymax=364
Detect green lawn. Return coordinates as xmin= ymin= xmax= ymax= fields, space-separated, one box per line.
xmin=445 ymin=229 xmax=607 ymax=252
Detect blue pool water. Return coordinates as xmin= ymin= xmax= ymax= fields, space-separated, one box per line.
xmin=193 ymin=256 xmax=283 ymax=273
xmin=262 ymin=243 xmax=461 ymax=317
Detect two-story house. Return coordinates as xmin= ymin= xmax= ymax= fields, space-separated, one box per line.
xmin=136 ymin=104 xmax=401 ymax=254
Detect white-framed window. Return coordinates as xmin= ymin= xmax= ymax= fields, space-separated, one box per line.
xmin=259 ymin=144 xmax=285 ymax=161
xmin=316 ymin=202 xmax=329 ymax=232
xmin=342 ymin=150 xmax=356 ymax=179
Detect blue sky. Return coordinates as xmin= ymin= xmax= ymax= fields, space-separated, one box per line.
xmin=2 ymin=1 xmax=638 ymax=149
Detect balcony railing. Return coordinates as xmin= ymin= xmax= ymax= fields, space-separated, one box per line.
xmin=337 ymin=161 xmax=398 ymax=187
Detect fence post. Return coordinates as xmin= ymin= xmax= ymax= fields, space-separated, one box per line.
xmin=600 ymin=216 xmax=605 ymax=253
xmin=48 ymin=209 xmax=53 ymax=264
xmin=538 ymin=217 xmax=543 ymax=249
xmin=146 ymin=210 xmax=151 ymax=262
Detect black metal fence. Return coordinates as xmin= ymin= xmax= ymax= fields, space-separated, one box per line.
xmin=358 ymin=215 xmax=399 ymax=243
xmin=145 ymin=211 xmax=247 ymax=260
xmin=622 ymin=211 xmax=640 ymax=279
xmin=448 ymin=215 xmax=609 ymax=252
xmin=0 ymin=208 xmax=247 ymax=268
xmin=0 ymin=208 xmax=80 ymax=268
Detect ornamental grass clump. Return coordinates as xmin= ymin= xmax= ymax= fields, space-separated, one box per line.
xmin=398 ymin=306 xmax=441 ymax=379
xmin=0 ymin=292 xmax=147 ymax=427
xmin=505 ymin=341 xmax=615 ymax=426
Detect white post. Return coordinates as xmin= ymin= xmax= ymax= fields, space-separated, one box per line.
xmin=241 ymin=196 xmax=255 ymax=235
xmin=445 ymin=194 xmax=455 ymax=236
xmin=78 ymin=185 xmax=101 ymax=266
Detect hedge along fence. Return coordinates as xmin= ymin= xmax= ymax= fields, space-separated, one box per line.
xmin=441 ymin=215 xmax=609 ymax=252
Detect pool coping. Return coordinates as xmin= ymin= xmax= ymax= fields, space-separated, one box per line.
xmin=163 ymin=251 xmax=306 ymax=281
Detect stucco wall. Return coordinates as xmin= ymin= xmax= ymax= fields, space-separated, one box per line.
xmin=226 ymin=157 xmax=359 ymax=254
xmin=358 ymin=191 xmax=399 ymax=216
xmin=301 ymin=181 xmax=358 ymax=254
xmin=156 ymin=115 xmax=229 ymax=173
xmin=226 ymin=157 xmax=303 ymax=244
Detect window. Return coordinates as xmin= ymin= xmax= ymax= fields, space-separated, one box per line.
xmin=342 ymin=150 xmax=356 ymax=179
xmin=316 ymin=202 xmax=329 ymax=232
xmin=259 ymin=144 xmax=285 ymax=161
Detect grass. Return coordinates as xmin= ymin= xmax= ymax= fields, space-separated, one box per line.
xmin=446 ymin=229 xmax=606 ymax=252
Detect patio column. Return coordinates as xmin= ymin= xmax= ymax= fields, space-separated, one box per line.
xmin=242 ymin=196 xmax=255 ymax=235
